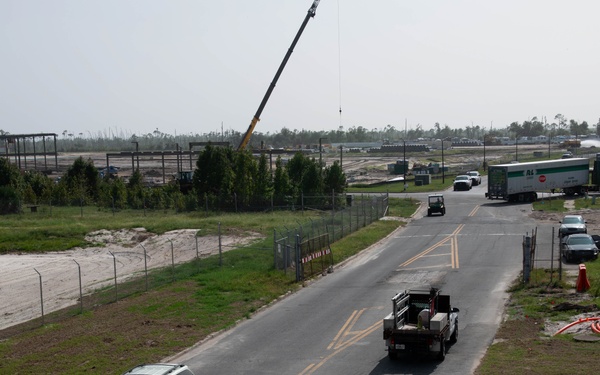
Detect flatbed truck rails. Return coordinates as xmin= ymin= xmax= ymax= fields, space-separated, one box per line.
xmin=383 ymin=288 xmax=458 ymax=361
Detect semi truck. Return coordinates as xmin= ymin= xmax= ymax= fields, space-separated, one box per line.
xmin=486 ymin=158 xmax=590 ymax=202
xmin=383 ymin=288 xmax=459 ymax=361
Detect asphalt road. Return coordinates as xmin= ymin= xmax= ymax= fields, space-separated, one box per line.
xmin=173 ymin=180 xmax=539 ymax=374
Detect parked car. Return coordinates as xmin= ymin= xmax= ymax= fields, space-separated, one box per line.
xmin=466 ymin=171 xmax=481 ymax=186
xmin=560 ymin=233 xmax=599 ymax=262
xmin=558 ymin=215 xmax=587 ymax=237
xmin=453 ymin=175 xmax=472 ymax=191
xmin=122 ymin=363 xmax=195 ymax=375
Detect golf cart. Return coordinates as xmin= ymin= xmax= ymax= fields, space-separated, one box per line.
xmin=427 ymin=194 xmax=445 ymax=216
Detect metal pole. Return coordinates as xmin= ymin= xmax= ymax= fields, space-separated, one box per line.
xmin=218 ymin=222 xmax=223 ymax=267
xmin=550 ymin=227 xmax=555 ymax=283
xmin=168 ymin=239 xmax=175 ymax=282
xmin=141 ymin=244 xmax=148 ymax=291
xmin=273 ymin=229 xmax=277 ymax=269
xmin=483 ymin=135 xmax=486 ymax=171
xmin=34 ymin=268 xmax=44 ymax=325
xmin=403 ymin=139 xmax=406 ymax=185
xmin=109 ymin=251 xmax=117 ymax=302
xmin=442 ymin=140 xmax=445 ymax=184
xmin=73 ymin=260 xmax=83 ymax=314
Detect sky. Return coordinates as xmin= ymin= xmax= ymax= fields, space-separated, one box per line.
xmin=2 ymin=0 xmax=600 ymax=139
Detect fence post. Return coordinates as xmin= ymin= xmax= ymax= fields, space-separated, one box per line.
xmin=356 ymin=198 xmax=359 ymax=229
xmin=273 ymin=229 xmax=277 ymax=269
xmin=168 ymin=238 xmax=175 ymax=282
xmin=362 ymin=193 xmax=366 ymax=227
xmin=73 ymin=260 xmax=83 ymax=314
xmin=523 ymin=233 xmax=531 ymax=284
xmin=550 ymin=227 xmax=555 ymax=283
xmin=218 ymin=222 xmax=222 ymax=267
xmin=295 ymin=234 xmax=301 ymax=282
xmin=141 ymin=244 xmax=148 ymax=291
xmin=109 ymin=251 xmax=118 ymax=302
xmin=341 ymin=205 xmax=344 ymax=238
xmin=34 ymin=268 xmax=44 ymax=326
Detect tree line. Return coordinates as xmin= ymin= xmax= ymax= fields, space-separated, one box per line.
xmin=0 ymin=144 xmax=347 ymax=215
xmin=3 ymin=113 xmax=598 ymax=154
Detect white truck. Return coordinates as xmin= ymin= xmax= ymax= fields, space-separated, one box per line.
xmin=486 ymin=158 xmax=589 ymax=202
xmin=383 ymin=288 xmax=459 ymax=361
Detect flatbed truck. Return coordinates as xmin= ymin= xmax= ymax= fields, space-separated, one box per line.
xmin=383 ymin=288 xmax=459 ymax=361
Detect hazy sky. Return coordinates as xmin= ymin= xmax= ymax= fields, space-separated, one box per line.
xmin=2 ymin=0 xmax=599 ymax=138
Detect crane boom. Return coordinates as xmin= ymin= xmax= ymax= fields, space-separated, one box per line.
xmin=237 ymin=0 xmax=320 ymax=151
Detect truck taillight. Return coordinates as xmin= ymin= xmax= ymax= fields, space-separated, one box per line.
xmin=390 ymin=337 xmax=395 ymax=346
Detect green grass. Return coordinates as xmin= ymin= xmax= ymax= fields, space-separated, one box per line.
xmin=575 ymin=194 xmax=600 ymax=210
xmin=531 ymin=198 xmax=568 ymax=212
xmin=348 ymin=175 xmax=456 ymax=193
xmin=0 ymin=198 xmax=415 ymax=374
xmin=0 ymin=205 xmax=325 ymax=253
xmin=476 ymin=266 xmax=600 ymax=375
xmin=4 ymin=194 xmax=598 ymax=374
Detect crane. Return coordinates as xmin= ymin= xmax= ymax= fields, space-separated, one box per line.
xmin=237 ymin=0 xmax=320 ymax=151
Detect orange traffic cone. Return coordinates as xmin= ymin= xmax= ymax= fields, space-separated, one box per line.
xmin=576 ymin=264 xmax=591 ymax=292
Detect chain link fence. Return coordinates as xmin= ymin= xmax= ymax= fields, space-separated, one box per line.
xmin=0 ymin=226 xmax=249 ymax=338
xmin=0 ymin=192 xmax=387 ymax=338
xmin=274 ymin=193 xmax=389 ymax=281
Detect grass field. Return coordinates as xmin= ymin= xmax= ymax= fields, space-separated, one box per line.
xmin=1 ymin=196 xmax=599 ymax=374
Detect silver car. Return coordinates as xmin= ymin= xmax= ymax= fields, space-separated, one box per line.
xmin=559 ymin=215 xmax=587 ymax=237
xmin=467 ymin=171 xmax=481 ymax=186
xmin=122 ymin=363 xmax=195 ymax=375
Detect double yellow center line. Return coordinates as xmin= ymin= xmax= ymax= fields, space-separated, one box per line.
xmin=400 ymin=224 xmax=464 ymax=269
xmin=400 ymin=204 xmax=480 ymax=269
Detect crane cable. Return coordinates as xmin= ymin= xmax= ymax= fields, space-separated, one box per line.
xmin=337 ymin=0 xmax=343 ymax=127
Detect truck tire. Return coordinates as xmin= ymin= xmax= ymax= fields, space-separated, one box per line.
xmin=438 ymin=340 xmax=446 ymax=361
xmin=450 ymin=325 xmax=458 ymax=343
xmin=442 ymin=208 xmax=445 ymax=215
xmin=388 ymin=347 xmax=397 ymax=360
xmin=428 ymin=209 xmax=431 ymax=217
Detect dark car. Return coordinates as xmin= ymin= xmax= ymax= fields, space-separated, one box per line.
xmin=561 ymin=234 xmax=599 ymax=262
xmin=558 ymin=215 xmax=587 ymax=237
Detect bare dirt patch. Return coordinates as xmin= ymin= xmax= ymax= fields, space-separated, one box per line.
xmin=0 ymin=229 xmax=262 ymax=331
